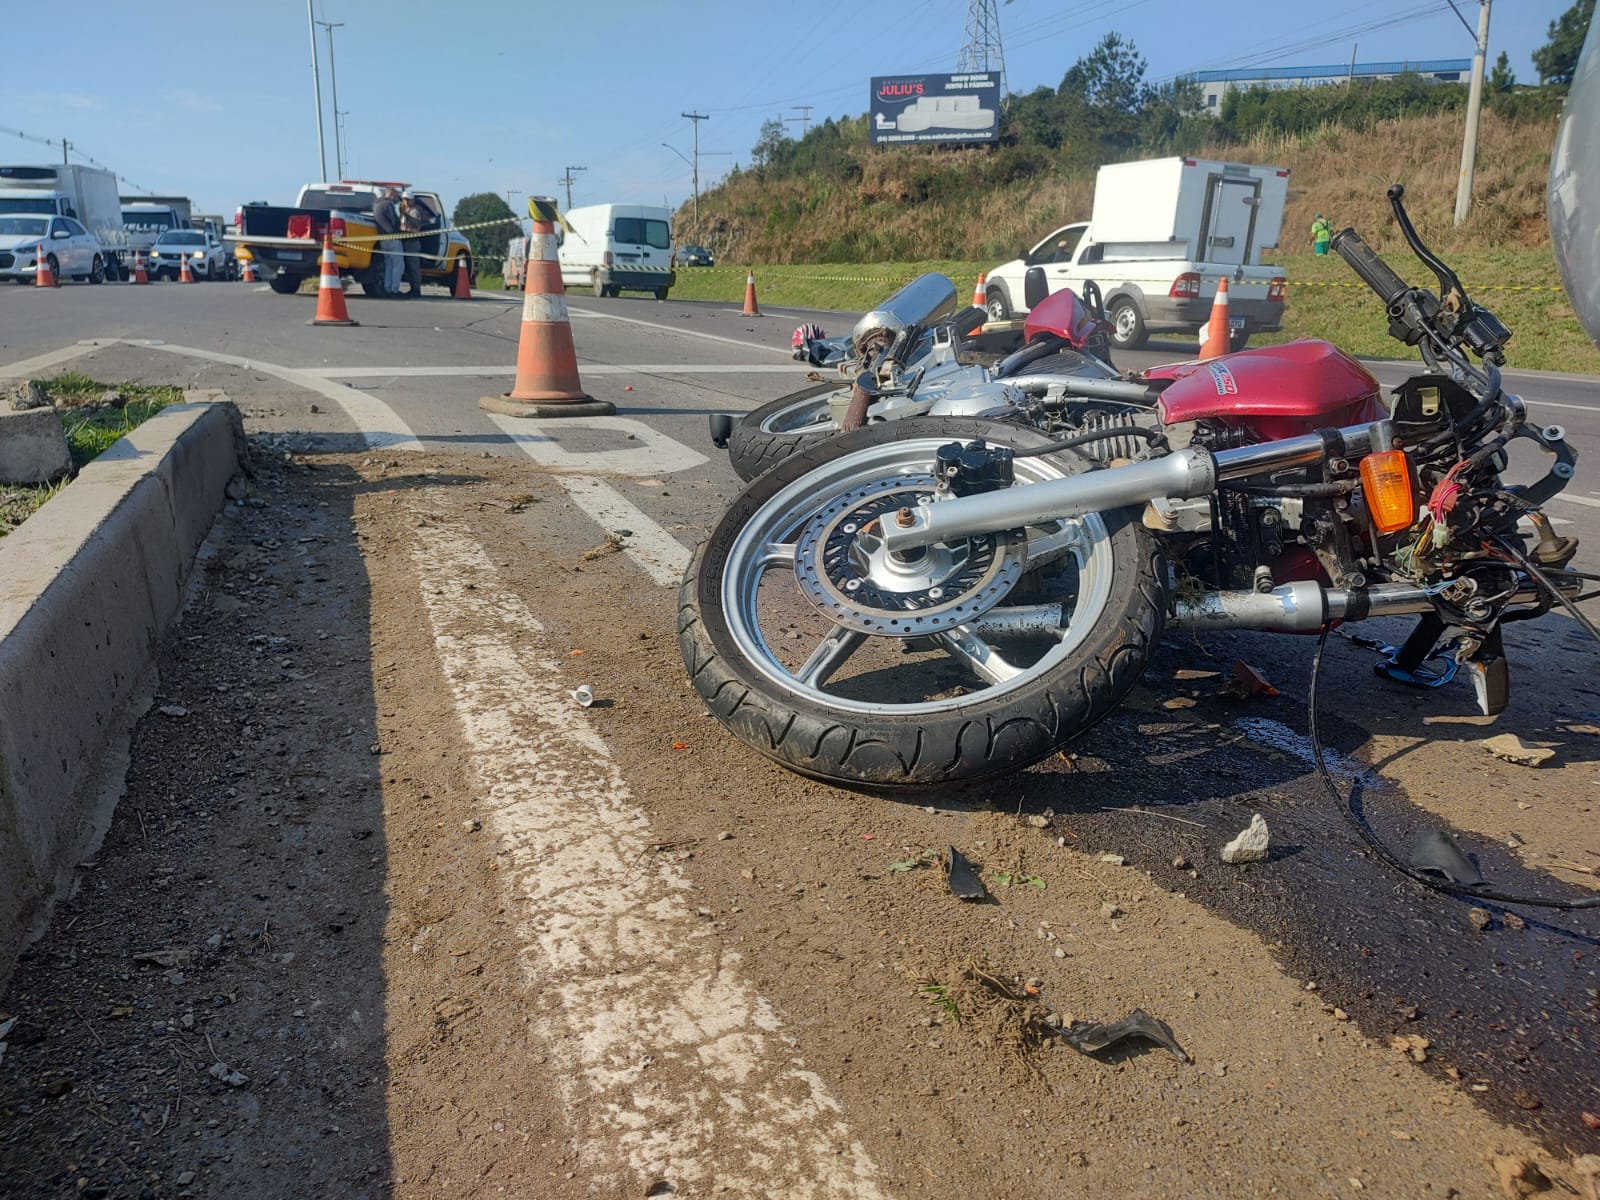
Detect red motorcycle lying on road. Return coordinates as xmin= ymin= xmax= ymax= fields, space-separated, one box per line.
xmin=679 ymin=186 xmax=1587 ymax=789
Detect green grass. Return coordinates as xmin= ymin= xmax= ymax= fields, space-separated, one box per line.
xmin=0 ymin=374 xmax=184 ymax=538
xmin=665 ymin=248 xmax=1600 ymax=374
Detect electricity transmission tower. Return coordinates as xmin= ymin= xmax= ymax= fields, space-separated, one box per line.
xmin=955 ymin=0 xmax=1007 ymax=99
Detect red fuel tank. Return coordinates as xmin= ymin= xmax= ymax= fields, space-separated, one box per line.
xmin=1149 ymin=340 xmax=1385 ymax=440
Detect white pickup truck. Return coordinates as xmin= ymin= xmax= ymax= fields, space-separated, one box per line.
xmin=983 ymin=157 xmax=1289 ymax=351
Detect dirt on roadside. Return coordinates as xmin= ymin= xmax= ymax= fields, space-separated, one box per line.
xmin=0 ymin=439 xmax=1595 ymax=1200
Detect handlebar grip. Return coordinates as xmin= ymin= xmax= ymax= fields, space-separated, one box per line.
xmin=1330 ymin=228 xmax=1409 ymax=307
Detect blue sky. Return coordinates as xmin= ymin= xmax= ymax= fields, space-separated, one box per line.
xmin=3 ymin=1 xmax=1573 ymax=220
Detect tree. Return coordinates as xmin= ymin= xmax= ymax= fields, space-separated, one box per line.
xmin=1059 ymin=32 xmax=1148 ymax=113
xmin=1489 ymin=50 xmax=1516 ymax=92
xmin=1533 ymin=0 xmax=1595 ymax=86
xmin=451 ymin=192 xmax=517 ymax=266
xmin=751 ymin=119 xmax=790 ymax=172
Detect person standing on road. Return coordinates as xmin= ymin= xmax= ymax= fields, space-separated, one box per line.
xmin=374 ymin=187 xmax=403 ymax=296
xmin=1310 ymin=213 xmax=1333 ymax=256
xmin=400 ymin=192 xmax=427 ymax=298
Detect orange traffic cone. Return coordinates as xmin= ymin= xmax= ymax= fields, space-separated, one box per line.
xmin=130 ymin=250 xmax=149 ymax=284
xmin=308 ymin=233 xmax=358 ymax=327
xmin=973 ymin=272 xmax=987 ymax=309
xmin=178 ymin=250 xmax=196 ymax=284
xmin=742 ymin=270 xmax=761 ymax=316
xmin=34 ymin=242 xmax=56 ymax=288
xmin=479 ymin=198 xmax=612 ymax=419
xmin=1199 ymin=277 xmax=1231 ymax=361
xmin=452 ymin=254 xmax=471 ymax=299
xmin=240 ymin=256 xmax=256 ymax=282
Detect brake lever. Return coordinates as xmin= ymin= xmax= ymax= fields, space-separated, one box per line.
xmin=1389 ymin=185 xmax=1466 ymax=306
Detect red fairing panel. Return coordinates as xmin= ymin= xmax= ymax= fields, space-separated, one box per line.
xmin=1023 ymin=288 xmax=1101 ymax=348
xmin=1151 ymin=340 xmax=1386 ymax=440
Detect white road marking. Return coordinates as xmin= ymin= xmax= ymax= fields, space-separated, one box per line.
xmin=0 ymin=340 xmax=105 ymax=379
xmin=557 ymin=477 xmax=691 ymax=585
xmin=301 ymin=363 xmax=811 ymax=378
xmin=409 ymin=520 xmax=884 ymax=1198
xmin=1553 ymin=492 xmax=1600 ymax=508
xmin=565 ymin=303 xmax=794 ymax=355
xmin=482 ymin=412 xmax=707 ymax=476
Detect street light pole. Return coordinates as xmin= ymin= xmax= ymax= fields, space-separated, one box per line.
xmin=306 ymin=0 xmax=327 ymax=181
xmin=681 ymin=111 xmax=708 ymax=231
xmin=1454 ymin=0 xmax=1492 ymax=227
xmin=315 ymin=20 xmax=346 ymax=180
xmin=505 ymin=189 xmax=522 ymax=212
xmin=560 ymin=167 xmax=587 ymax=210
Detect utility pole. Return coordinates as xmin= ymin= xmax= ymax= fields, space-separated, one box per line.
xmin=61 ymin=139 xmax=69 ymax=166
xmin=681 ymin=112 xmax=708 ymax=231
xmin=505 ymin=189 xmax=522 ymax=212
xmin=1454 ymin=0 xmax=1491 ymax=227
xmin=315 ymin=20 xmax=346 ymax=179
xmin=306 ymin=0 xmax=327 ymax=181
xmin=785 ymin=105 xmax=813 ymax=137
xmin=559 ymin=167 xmax=586 ymax=210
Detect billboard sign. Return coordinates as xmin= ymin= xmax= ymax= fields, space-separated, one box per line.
xmin=869 ymin=72 xmax=1000 ymax=146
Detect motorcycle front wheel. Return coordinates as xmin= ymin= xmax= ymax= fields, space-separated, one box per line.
xmin=679 ymin=416 xmax=1166 ymax=788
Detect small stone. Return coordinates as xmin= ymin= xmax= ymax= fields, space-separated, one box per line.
xmin=1171 ymin=855 xmax=1189 ymax=869
xmin=1099 ymin=902 xmax=1125 ymax=920
xmin=461 ymin=819 xmax=481 ymax=833
xmin=157 ymin=705 xmax=190 ymax=719
xmin=1212 ymin=1062 xmax=1227 ymax=1077
xmin=1502 ymin=912 xmax=1526 ymax=931
xmin=176 ymin=1171 xmax=196 ymax=1186
xmin=1333 ymin=1008 xmax=1349 ymax=1021
xmin=1162 ymin=696 xmax=1197 ymax=709
xmin=41 ymin=1076 xmax=71 ymax=1097
xmin=1025 ymin=814 xmax=1051 ymax=828
xmin=1481 ymin=733 xmax=1555 ymax=768
xmin=1468 ymin=907 xmax=1493 ymax=931
xmin=717 ymin=831 xmax=734 ymax=841
xmin=1099 ymin=853 xmax=1125 ymax=866
xmin=1583 ymin=1111 xmax=1600 ymax=1130
xmin=1389 ymin=1034 xmax=1430 ymax=1063
xmin=308 ymin=404 xmax=320 ymax=414
xmin=207 ymin=1062 xmax=249 ymax=1088
xmin=1220 ymin=813 xmax=1270 ymax=864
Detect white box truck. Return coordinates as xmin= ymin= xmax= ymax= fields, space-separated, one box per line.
xmin=0 ymin=164 xmax=127 ymax=277
xmin=557 ymin=203 xmax=675 ymax=299
xmin=983 ymin=157 xmax=1289 ymax=350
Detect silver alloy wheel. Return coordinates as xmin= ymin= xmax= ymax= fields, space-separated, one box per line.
xmin=716 ymin=434 xmax=1118 ymax=716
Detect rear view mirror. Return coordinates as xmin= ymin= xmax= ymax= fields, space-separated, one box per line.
xmin=1023 ymin=266 xmax=1049 ymax=309
xmin=52 ymin=229 xmax=70 ymax=239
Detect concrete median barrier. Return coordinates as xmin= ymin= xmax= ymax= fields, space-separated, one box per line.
xmin=0 ymin=397 xmax=243 ymax=990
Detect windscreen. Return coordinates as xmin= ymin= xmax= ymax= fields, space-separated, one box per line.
xmin=157 ymin=230 xmax=204 ymax=245
xmin=0 ymin=217 xmax=48 ymax=235
xmin=123 ymin=210 xmax=176 ymax=232
xmin=614 ymin=217 xmax=670 ymax=249
xmin=0 ymin=198 xmax=60 ymax=216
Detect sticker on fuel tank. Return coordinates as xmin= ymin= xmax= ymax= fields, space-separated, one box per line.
xmin=1208 ymin=362 xmax=1238 ymax=396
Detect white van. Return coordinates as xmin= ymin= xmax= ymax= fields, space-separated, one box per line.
xmin=558 ymin=203 xmax=675 ymax=299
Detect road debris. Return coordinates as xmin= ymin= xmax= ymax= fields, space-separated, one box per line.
xmin=1063 ymin=1008 xmax=1191 ymax=1063
xmin=1220 ymin=660 xmax=1279 ymax=698
xmin=570 ymin=684 xmax=595 ymax=707
xmin=1481 ymin=733 xmax=1556 ymax=767
xmin=1468 ymin=906 xmax=1494 ymax=931
xmin=1489 ymin=1153 xmax=1550 ymax=1198
xmin=156 ymin=704 xmax=189 ymax=719
xmin=1220 ymin=813 xmax=1270 ymax=863
xmin=947 ymin=847 xmax=988 ymax=901
xmin=207 ymin=1062 xmax=249 ymax=1088
xmin=1390 ymin=1034 xmax=1430 ymax=1064
xmin=1409 ymin=829 xmax=1484 ymax=886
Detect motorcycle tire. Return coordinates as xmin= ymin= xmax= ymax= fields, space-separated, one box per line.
xmin=679 ymin=416 xmax=1166 ymax=788
xmin=727 ymin=381 xmax=852 ymax=481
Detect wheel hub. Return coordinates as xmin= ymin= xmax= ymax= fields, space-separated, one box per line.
xmin=793 ymin=475 xmax=1025 ymax=636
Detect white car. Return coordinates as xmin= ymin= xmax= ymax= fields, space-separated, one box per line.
xmin=147 ymin=227 xmax=231 ymax=281
xmin=0 ymin=213 xmax=111 ymax=283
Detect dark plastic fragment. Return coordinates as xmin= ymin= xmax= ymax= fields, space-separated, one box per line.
xmin=1409 ymin=828 xmax=1484 ymax=887
xmin=946 ymin=846 xmax=988 ymax=901
xmin=1063 ymin=1008 xmax=1191 ymax=1063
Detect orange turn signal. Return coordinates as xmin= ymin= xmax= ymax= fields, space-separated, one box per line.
xmin=1360 ymin=449 xmax=1416 ymax=534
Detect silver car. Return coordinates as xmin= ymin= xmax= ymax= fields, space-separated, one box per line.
xmin=0 ymin=214 xmax=110 ymax=283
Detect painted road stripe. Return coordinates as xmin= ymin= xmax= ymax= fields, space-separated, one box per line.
xmin=408 ymin=520 xmax=884 ymax=1196
xmin=565 ymin=303 xmax=795 ymax=355
xmin=1553 ymin=492 xmax=1600 ymax=508
xmin=0 ymin=340 xmax=106 ymax=379
xmin=482 ymin=412 xmax=707 ymax=476
xmin=301 ymin=363 xmax=813 ymax=378
xmin=557 ymin=476 xmax=691 ymax=586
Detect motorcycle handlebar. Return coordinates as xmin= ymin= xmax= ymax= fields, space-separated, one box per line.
xmin=1330 ymin=228 xmax=1410 ymax=309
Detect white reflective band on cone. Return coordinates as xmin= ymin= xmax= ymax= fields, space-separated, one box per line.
xmin=523 ymin=292 xmax=569 ymax=324
xmin=529 ymin=233 xmax=558 ymax=261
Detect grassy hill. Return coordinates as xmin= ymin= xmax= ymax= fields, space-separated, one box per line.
xmin=673 ymin=108 xmax=1600 ymax=373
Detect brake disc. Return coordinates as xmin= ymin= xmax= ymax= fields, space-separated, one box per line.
xmin=793 ymin=475 xmax=1027 ymax=636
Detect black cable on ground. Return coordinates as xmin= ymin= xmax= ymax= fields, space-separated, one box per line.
xmin=1309 ymin=624 xmax=1600 ymax=911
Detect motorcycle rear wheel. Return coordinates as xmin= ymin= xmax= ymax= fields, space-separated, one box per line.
xmin=680 ymin=417 xmax=1166 ymax=787
xmin=727 ymin=382 xmax=851 ymax=480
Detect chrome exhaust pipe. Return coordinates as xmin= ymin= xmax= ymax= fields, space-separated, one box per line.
xmin=1171 ymin=579 xmax=1566 ymax=632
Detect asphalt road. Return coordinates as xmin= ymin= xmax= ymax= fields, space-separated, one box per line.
xmin=3 ymin=279 xmax=1600 ymax=1185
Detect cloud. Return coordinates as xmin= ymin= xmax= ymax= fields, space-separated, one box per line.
xmin=166 ymin=90 xmax=223 ymax=114
xmin=26 ymin=92 xmax=103 ymax=111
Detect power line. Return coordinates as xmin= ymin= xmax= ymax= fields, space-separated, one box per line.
xmin=0 ymin=124 xmax=157 ymax=194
